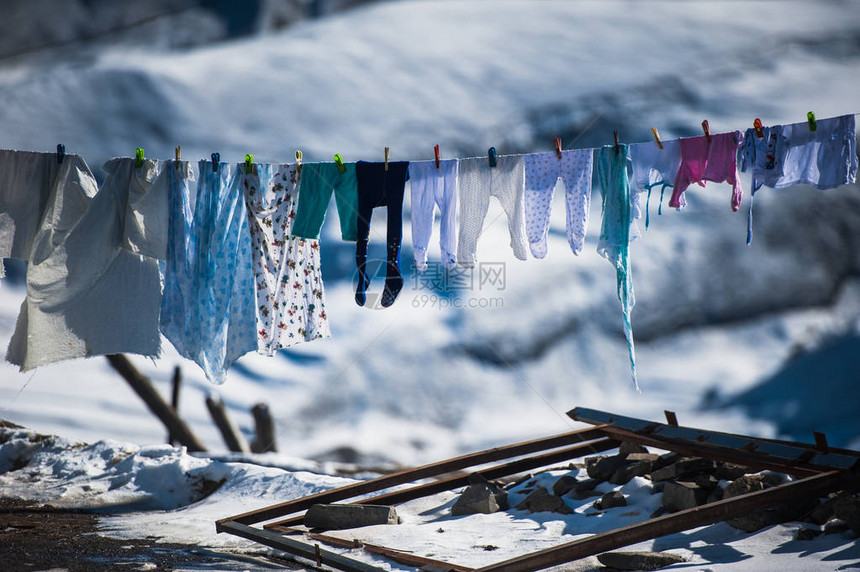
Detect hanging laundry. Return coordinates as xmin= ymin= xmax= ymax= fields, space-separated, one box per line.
xmin=7 ymin=157 xmax=162 ymax=371
xmin=596 ymin=144 xmax=639 ymax=391
xmin=741 ymin=114 xmax=857 ymax=243
xmin=409 ymin=159 xmax=458 ymax=271
xmin=628 ymin=139 xmax=681 ymax=229
xmin=159 ymin=160 xmax=257 ymax=384
xmin=292 ymin=161 xmax=360 ymax=241
xmin=121 ymin=156 xmax=172 ymax=259
xmin=244 ymin=163 xmax=330 ymax=354
xmin=0 ymin=151 xmax=96 ymax=279
xmin=523 ymin=149 xmax=593 ymax=258
xmin=457 ymin=155 xmax=528 ymax=267
xmin=355 ymin=160 xmax=409 ymax=308
xmin=670 ymin=131 xmax=745 ymax=211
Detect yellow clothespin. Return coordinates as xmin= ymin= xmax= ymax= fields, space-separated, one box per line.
xmin=384 ymin=147 xmax=390 ymax=171
xmin=651 ymin=128 xmax=664 ymax=150
xmin=175 ymin=146 xmax=181 ymax=169
xmin=334 ymin=153 xmax=346 ymax=174
xmin=295 ymin=150 xmax=303 ymax=173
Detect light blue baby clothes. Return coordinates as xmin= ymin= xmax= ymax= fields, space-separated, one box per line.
xmin=160 ymin=160 xmax=257 ymax=384
xmin=596 ymin=144 xmax=639 ymax=391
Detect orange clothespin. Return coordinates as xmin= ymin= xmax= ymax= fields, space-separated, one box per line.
xmin=613 ymin=130 xmax=620 ymax=155
xmin=651 ymin=127 xmax=663 ymax=150
xmin=753 ymin=118 xmax=764 ymax=138
xmin=554 ymin=137 xmax=562 ymax=159
xmin=702 ymin=119 xmax=711 ymax=142
xmin=434 ymin=144 xmax=440 ymax=169
xmin=384 ymin=147 xmax=389 ymax=171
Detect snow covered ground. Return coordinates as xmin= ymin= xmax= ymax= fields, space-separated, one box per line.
xmin=0 ymin=0 xmax=859 ymax=569
xmin=3 ymin=422 xmax=858 ymax=571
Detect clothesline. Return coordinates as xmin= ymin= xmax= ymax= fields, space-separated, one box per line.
xmin=0 ymin=112 xmax=856 ymax=390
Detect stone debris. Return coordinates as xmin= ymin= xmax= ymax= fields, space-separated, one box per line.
xmin=451 ymin=475 xmax=508 ymax=516
xmin=596 ymin=550 xmax=685 ymax=570
xmin=304 ymin=504 xmax=398 ymax=531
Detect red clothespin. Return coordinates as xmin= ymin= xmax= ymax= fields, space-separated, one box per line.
xmin=702 ymin=119 xmax=711 ymax=142
xmin=554 ymin=137 xmax=562 ymax=159
xmin=613 ymin=130 xmax=620 ymax=155
xmin=651 ymin=127 xmax=663 ymax=150
xmin=434 ymin=144 xmax=440 ymax=169
xmin=384 ymin=147 xmax=390 ymax=171
xmin=753 ymin=118 xmax=764 ymax=139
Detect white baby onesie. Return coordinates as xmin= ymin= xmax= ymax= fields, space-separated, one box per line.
xmin=523 ymin=149 xmax=593 ymax=258
xmin=457 ymin=155 xmax=528 ymax=267
xmin=410 ymin=159 xmax=458 ymax=271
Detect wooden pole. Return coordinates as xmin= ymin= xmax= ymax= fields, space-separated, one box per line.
xmin=251 ymin=403 xmax=277 ymax=453
xmin=205 ymin=393 xmax=250 ymax=453
xmin=167 ymin=366 xmax=182 ymax=445
xmin=105 ymin=355 xmax=206 ymax=453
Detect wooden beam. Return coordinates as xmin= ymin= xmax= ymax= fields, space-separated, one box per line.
xmin=250 ymin=403 xmax=277 ymax=454
xmin=814 ymin=432 xmax=829 ymax=453
xmin=167 ymin=366 xmax=182 ymax=445
xmin=105 ymin=355 xmax=206 ymax=452
xmin=205 ymin=393 xmax=250 ymax=454
xmin=568 ymin=407 xmax=858 ymax=472
xmin=266 ymin=438 xmax=619 ymax=529
xmin=272 ymin=526 xmax=476 ymax=572
xmin=597 ymin=425 xmax=821 ymax=477
xmin=218 ymin=426 xmax=607 ymax=527
xmin=217 ymin=520 xmax=384 ymax=572
xmin=475 ymin=470 xmax=854 ymax=572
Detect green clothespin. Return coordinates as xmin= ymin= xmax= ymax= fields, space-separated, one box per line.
xmin=244 ymin=153 xmax=254 ymax=174
xmin=807 ymin=111 xmax=817 ymax=132
xmin=135 ymin=147 xmax=144 ymax=168
xmin=334 ymin=153 xmax=346 ymax=174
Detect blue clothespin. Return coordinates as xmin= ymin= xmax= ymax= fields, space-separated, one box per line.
xmin=488 ymin=147 xmax=497 ymax=168
xmin=211 ymin=152 xmax=220 ymax=172
xmin=244 ymin=153 xmax=254 ymax=174
xmin=135 ymin=147 xmax=144 ymax=168
xmin=56 ymin=144 xmax=65 ymax=164
xmin=334 ymin=153 xmax=346 ymax=174
xmin=807 ymin=111 xmax=817 ymax=132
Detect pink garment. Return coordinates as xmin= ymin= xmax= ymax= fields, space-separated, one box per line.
xmin=670 ymin=131 xmax=745 ymax=211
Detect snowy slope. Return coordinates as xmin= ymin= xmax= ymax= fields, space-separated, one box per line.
xmin=2 ymin=423 xmax=858 ymax=571
xmin=0 ymin=0 xmax=859 ymax=470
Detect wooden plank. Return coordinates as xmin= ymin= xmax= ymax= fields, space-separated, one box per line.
xmin=568 ymin=407 xmax=859 ymax=471
xmin=663 ymin=410 xmax=678 ymax=427
xmin=814 ymin=432 xmax=829 ymax=453
xmin=217 ymin=520 xmax=385 ymax=572
xmin=205 ymin=393 xmax=250 ymax=454
xmin=271 ymin=526 xmax=476 ymax=572
xmin=218 ymin=426 xmax=607 ymax=527
xmin=597 ymin=425 xmax=821 ymax=477
xmin=475 ymin=469 xmax=853 ymax=572
xmin=266 ymin=438 xmax=619 ymax=530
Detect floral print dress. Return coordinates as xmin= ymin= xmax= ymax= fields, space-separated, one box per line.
xmin=243 ymin=163 xmax=330 ymax=355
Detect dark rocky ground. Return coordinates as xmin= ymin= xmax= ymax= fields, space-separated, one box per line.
xmin=0 ymin=499 xmax=307 ymax=572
